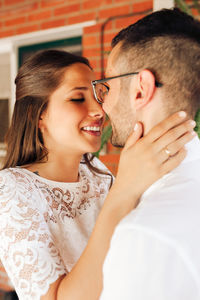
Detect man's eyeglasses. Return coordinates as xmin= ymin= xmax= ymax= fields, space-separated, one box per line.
xmin=91 ymin=72 xmax=163 ymax=104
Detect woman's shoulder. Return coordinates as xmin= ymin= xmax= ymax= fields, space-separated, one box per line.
xmin=0 ymin=167 xmax=39 ymax=198
xmin=0 ymin=167 xmax=32 ymax=183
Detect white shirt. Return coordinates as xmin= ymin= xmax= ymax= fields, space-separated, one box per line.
xmin=0 ymin=157 xmax=111 ymax=300
xmin=100 ymin=136 xmax=200 ymax=300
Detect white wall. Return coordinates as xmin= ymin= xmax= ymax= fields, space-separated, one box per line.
xmin=0 ymin=53 xmax=11 ymax=99
xmin=153 ymin=0 xmax=174 ymax=11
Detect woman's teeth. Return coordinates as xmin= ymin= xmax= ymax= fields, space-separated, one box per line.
xmin=82 ymin=126 xmax=100 ymax=132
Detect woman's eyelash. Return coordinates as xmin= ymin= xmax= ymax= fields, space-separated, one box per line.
xmin=70 ymin=98 xmax=85 ymax=102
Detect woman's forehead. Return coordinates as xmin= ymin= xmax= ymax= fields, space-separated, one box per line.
xmin=64 ymin=63 xmax=95 ymax=83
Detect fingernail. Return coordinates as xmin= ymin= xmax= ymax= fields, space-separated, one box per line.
xmin=178 ymin=111 xmax=187 ymax=118
xmin=191 ymin=131 xmax=197 ymax=136
xmin=134 ymin=123 xmax=139 ymax=131
xmin=190 ymin=120 xmax=196 ymax=127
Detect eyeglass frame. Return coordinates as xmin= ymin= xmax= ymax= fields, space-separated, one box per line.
xmin=91 ymin=71 xmax=163 ymax=104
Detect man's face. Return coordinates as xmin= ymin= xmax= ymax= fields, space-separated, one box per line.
xmin=103 ymin=43 xmax=137 ymax=147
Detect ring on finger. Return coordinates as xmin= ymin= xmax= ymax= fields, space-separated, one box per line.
xmin=164 ymin=147 xmax=171 ymax=156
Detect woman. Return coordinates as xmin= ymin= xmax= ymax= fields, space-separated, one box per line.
xmin=0 ymin=50 xmax=196 ymax=300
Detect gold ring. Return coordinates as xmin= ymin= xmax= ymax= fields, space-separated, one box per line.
xmin=164 ymin=148 xmax=171 ymax=156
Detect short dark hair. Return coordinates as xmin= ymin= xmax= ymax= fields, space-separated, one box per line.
xmin=112 ymin=8 xmax=200 ymax=48
xmin=112 ymin=8 xmax=200 ymax=117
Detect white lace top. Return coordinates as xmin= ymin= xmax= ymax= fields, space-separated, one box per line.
xmin=0 ymin=158 xmax=112 ymax=300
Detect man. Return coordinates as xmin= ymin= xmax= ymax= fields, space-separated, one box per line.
xmin=96 ymin=8 xmax=200 ymax=299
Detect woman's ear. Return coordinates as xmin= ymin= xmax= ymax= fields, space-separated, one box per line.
xmin=38 ymin=113 xmax=45 ymax=133
xmin=134 ymin=69 xmax=156 ymax=110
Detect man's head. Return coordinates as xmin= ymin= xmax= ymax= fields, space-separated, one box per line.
xmin=103 ymin=8 xmax=200 ymax=146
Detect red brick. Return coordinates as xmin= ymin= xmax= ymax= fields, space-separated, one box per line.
xmin=16 ymin=24 xmax=39 ymax=35
xmin=5 ymin=16 xmax=26 ymax=27
xmin=115 ymin=14 xmax=145 ymax=29
xmin=41 ymin=0 xmax=65 ymax=8
xmin=133 ymin=0 xmax=153 ymax=13
xmin=103 ymin=32 xmax=117 ymax=43
xmin=100 ymin=154 xmax=120 ymax=164
xmin=83 ymin=0 xmax=102 ymax=10
xmin=99 ymin=154 xmax=120 ymax=175
xmin=41 ymin=18 xmax=66 ymax=29
xmin=68 ymin=12 xmax=96 ymax=24
xmin=107 ymin=141 xmax=121 ymax=154
xmin=84 ymin=22 xmax=112 ymax=34
xmin=82 ymin=47 xmax=101 ymax=57
xmin=93 ymin=71 xmax=101 ymax=78
xmin=99 ymin=5 xmax=130 ymax=19
xmin=0 ymin=29 xmax=15 ymax=38
xmin=28 ymin=10 xmax=52 ymax=22
xmin=89 ymin=59 xmax=100 ymax=69
xmin=0 ymin=2 xmax=39 ymax=18
xmin=84 ymin=23 xmax=102 ymax=34
xmin=54 ymin=4 xmax=80 ymax=16
xmin=4 ymin=0 xmax=24 ymax=5
xmin=191 ymin=8 xmax=199 ymax=16
xmin=82 ymin=35 xmax=99 ymax=46
xmin=115 ymin=0 xmax=132 ymax=2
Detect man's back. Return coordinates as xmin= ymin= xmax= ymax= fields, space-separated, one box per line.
xmin=100 ymin=137 xmax=200 ymax=300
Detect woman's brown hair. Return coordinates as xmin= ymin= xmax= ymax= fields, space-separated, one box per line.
xmin=2 ymin=49 xmax=113 ymax=185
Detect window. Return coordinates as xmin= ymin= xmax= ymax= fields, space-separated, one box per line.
xmin=18 ymin=36 xmax=82 ymax=67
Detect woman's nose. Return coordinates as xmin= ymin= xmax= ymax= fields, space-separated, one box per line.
xmin=88 ymin=97 xmax=105 ymax=118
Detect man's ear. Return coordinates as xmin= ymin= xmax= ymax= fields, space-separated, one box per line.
xmin=134 ymin=69 xmax=156 ymax=110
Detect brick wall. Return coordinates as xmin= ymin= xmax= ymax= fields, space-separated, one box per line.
xmin=0 ymin=0 xmax=152 ymax=39
xmin=0 ymin=0 xmax=153 ymax=292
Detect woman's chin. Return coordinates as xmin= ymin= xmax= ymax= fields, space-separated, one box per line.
xmin=85 ymin=143 xmax=101 ymax=154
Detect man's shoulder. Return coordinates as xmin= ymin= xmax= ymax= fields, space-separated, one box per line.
xmin=117 ymin=169 xmax=200 ymax=244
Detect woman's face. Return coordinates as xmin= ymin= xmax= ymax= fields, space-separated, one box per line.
xmin=39 ymin=63 xmax=105 ymax=156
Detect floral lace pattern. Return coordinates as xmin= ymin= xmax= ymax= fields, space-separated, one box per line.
xmin=0 ymin=158 xmax=111 ymax=299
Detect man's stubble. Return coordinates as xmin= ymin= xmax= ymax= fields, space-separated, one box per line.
xmin=110 ymin=90 xmax=136 ymax=148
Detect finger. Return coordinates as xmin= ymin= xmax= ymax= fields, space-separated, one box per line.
xmin=124 ymin=122 xmax=143 ymax=150
xmin=160 ymin=148 xmax=187 ymax=176
xmin=164 ymin=131 xmax=196 ymax=156
xmin=157 ymin=131 xmax=196 ymax=164
xmin=144 ymin=111 xmax=188 ymax=143
xmin=152 ymin=119 xmax=196 ymax=153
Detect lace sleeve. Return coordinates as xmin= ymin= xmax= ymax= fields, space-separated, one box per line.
xmin=0 ymin=170 xmax=66 ymax=300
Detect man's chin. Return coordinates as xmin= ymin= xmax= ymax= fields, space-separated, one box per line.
xmin=110 ymin=135 xmax=125 ymax=148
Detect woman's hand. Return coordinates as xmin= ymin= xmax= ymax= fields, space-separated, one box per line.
xmin=113 ymin=111 xmax=196 ymax=207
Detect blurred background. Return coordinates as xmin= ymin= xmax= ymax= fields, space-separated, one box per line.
xmin=0 ymin=0 xmax=199 ymax=298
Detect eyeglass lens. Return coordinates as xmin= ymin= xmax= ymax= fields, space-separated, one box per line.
xmin=95 ymin=83 xmax=109 ymax=103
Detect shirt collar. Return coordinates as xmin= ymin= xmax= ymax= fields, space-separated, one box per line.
xmin=181 ymin=135 xmax=200 ymax=164
xmin=140 ymin=136 xmax=200 ymax=200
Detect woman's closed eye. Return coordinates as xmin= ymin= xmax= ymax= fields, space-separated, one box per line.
xmin=70 ymin=97 xmax=85 ymax=103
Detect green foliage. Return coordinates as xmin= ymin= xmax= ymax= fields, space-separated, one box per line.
xmin=194 ymin=109 xmax=200 ymax=138
xmin=175 ymin=0 xmax=192 ymax=14
xmin=93 ymin=124 xmax=112 ymax=158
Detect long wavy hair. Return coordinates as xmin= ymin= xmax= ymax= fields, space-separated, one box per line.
xmin=2 ymin=49 xmax=113 ymax=185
